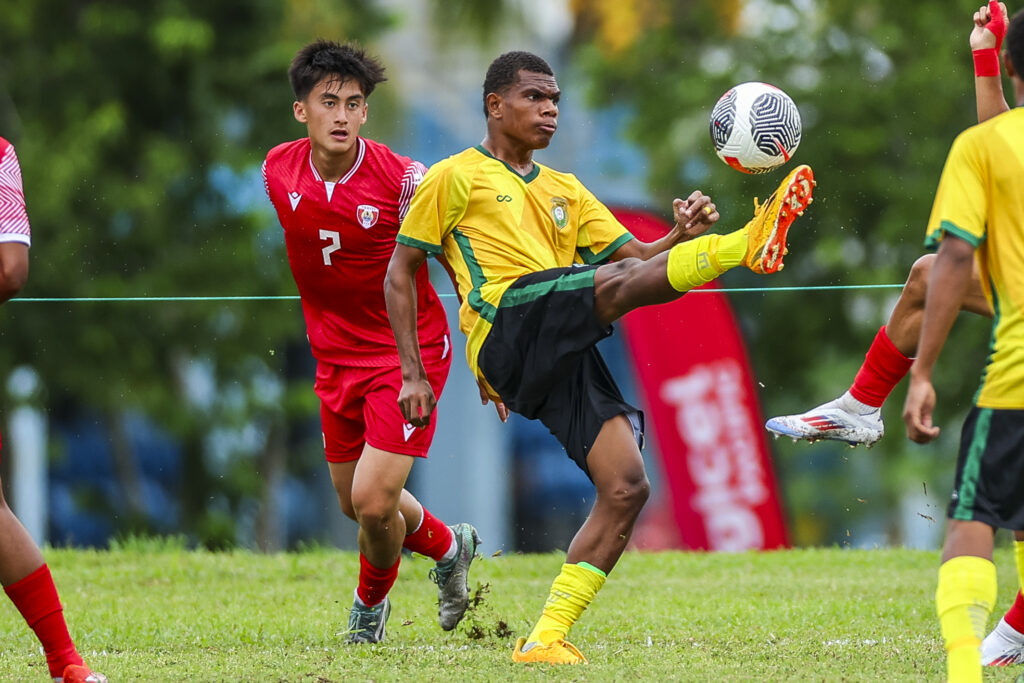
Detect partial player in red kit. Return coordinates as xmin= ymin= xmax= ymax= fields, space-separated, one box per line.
xmin=0 ymin=138 xmax=106 ymax=681
xmin=262 ymin=41 xmax=479 ymax=643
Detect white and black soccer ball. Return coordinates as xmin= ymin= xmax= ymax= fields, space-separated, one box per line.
xmin=709 ymin=82 xmax=802 ymax=174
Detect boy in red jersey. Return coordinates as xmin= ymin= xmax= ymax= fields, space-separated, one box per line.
xmin=0 ymin=138 xmax=105 ymax=682
xmin=262 ymin=41 xmax=479 ymax=643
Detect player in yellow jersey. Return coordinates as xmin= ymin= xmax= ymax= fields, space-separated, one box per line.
xmin=902 ymin=8 xmax=1024 ymax=681
xmin=385 ymin=51 xmax=814 ymax=664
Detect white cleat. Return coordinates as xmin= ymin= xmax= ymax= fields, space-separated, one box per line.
xmin=982 ymin=618 xmax=1024 ymax=666
xmin=765 ymin=392 xmax=883 ymax=447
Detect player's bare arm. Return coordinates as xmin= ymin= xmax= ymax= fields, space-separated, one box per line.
xmin=611 ymin=192 xmax=719 ymax=261
xmin=973 ymin=1 xmax=1011 ymax=121
xmin=903 ymin=235 xmax=977 ymax=444
xmin=0 ymin=242 xmax=28 ymax=304
xmin=384 ymin=243 xmax=436 ymax=427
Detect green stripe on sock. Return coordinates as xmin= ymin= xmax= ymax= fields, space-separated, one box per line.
xmin=576 ymin=562 xmax=607 ymax=578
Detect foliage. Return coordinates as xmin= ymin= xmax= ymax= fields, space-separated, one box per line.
xmin=569 ymin=0 xmax=998 ymax=545
xmin=0 ymin=544 xmax=1018 ymax=679
xmin=0 ymin=0 xmax=391 ymax=548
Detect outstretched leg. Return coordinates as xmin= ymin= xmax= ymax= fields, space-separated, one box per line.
xmin=765 ymin=254 xmax=991 ymax=447
xmin=592 ymin=165 xmax=815 ymax=326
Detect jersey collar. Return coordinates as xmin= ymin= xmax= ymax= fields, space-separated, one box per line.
xmin=308 ymin=138 xmax=366 ymax=185
xmin=474 ymin=145 xmax=540 ymax=183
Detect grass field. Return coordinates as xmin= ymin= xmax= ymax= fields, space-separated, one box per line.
xmin=0 ymin=538 xmax=1020 ymax=681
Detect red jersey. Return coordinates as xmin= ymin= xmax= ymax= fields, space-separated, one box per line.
xmin=0 ymin=137 xmax=31 ymax=246
xmin=263 ymin=137 xmax=449 ymax=366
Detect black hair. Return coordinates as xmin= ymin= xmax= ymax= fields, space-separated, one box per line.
xmin=1007 ymin=9 xmax=1024 ymax=76
xmin=481 ymin=51 xmax=554 ymax=117
xmin=288 ymin=40 xmax=386 ymax=101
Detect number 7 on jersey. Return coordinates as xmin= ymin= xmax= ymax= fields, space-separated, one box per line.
xmin=320 ymin=229 xmax=341 ymax=266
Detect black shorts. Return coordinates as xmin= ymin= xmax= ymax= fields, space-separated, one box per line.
xmin=477 ymin=265 xmax=643 ymax=478
xmin=948 ymin=406 xmax=1024 ymax=529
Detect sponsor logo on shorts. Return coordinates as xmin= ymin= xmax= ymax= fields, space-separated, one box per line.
xmin=402 ymin=422 xmax=416 ymax=442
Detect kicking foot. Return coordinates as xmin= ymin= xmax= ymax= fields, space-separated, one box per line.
xmin=765 ymin=392 xmax=883 ymax=447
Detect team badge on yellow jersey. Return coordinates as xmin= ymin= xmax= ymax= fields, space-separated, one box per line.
xmin=550 ymin=197 xmax=569 ymax=230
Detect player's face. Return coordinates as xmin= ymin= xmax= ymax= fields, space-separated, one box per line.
xmin=293 ymin=76 xmax=368 ymax=157
xmin=494 ymin=71 xmax=560 ymax=150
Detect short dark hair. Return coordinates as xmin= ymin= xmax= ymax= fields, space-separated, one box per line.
xmin=1007 ymin=9 xmax=1024 ymax=76
xmin=288 ymin=40 xmax=387 ymax=102
xmin=482 ymin=51 xmax=554 ymax=117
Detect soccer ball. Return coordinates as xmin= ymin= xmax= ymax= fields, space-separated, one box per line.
xmin=709 ymin=82 xmax=802 ymax=174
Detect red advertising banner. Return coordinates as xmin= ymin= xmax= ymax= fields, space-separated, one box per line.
xmin=612 ymin=208 xmax=790 ymax=551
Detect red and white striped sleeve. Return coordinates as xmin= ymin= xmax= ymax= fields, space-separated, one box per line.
xmin=0 ymin=143 xmax=30 ymax=246
xmin=398 ymin=160 xmax=427 ymax=224
xmin=260 ymin=159 xmax=271 ymax=201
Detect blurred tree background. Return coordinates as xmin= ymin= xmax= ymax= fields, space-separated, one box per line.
xmin=0 ymin=0 xmax=1003 ymax=550
xmin=0 ymin=0 xmax=394 ymax=550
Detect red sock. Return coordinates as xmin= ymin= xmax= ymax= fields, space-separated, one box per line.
xmin=356 ymin=554 xmax=400 ymax=608
xmin=403 ymin=506 xmax=455 ymax=561
xmin=4 ymin=564 xmax=83 ymax=678
xmin=849 ymin=325 xmax=913 ymax=407
xmin=1005 ymin=591 xmax=1024 ymax=633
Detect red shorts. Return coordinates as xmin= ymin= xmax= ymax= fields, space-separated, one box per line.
xmin=315 ymin=352 xmax=452 ymax=463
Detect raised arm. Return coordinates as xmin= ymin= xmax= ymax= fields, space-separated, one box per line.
xmin=611 ymin=191 xmax=719 ymax=261
xmin=384 ymin=243 xmax=435 ymax=427
xmin=972 ymin=1 xmax=1011 ymax=122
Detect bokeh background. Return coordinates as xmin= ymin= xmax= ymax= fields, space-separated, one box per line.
xmin=0 ymin=0 xmax=999 ymax=553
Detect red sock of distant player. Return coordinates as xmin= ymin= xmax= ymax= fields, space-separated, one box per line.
xmin=356 ymin=554 xmax=400 ymax=608
xmin=403 ymin=505 xmax=455 ymax=562
xmin=4 ymin=564 xmax=84 ymax=678
xmin=1004 ymin=591 xmax=1024 ymax=633
xmin=848 ymin=325 xmax=913 ymax=407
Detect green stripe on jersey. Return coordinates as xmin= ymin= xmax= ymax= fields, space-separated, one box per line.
xmin=498 ymin=268 xmax=596 ymax=309
xmin=974 ymin=279 xmax=1001 ymax=404
xmin=474 ymin=145 xmax=540 ymax=184
xmin=451 ymin=228 xmax=497 ymax=323
xmin=578 ymin=232 xmax=634 ymax=264
xmin=925 ymin=220 xmax=984 ymax=251
xmin=953 ymin=408 xmax=993 ymax=520
xmin=396 ymin=233 xmax=443 ymax=255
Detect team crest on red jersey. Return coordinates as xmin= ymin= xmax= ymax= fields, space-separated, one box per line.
xmin=356 ymin=204 xmax=380 ymax=229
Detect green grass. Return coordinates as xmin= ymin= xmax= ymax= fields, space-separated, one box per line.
xmin=0 ymin=542 xmax=1018 ymax=681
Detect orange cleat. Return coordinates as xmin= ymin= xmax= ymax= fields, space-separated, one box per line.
xmin=511 ymin=636 xmax=588 ymax=665
xmin=742 ymin=164 xmax=815 ymax=274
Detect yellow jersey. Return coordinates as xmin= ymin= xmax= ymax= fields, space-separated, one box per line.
xmin=397 ymin=145 xmax=633 ymax=381
xmin=924 ymin=108 xmax=1024 ymax=408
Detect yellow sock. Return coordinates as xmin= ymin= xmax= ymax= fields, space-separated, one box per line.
xmin=526 ymin=562 xmax=606 ymax=645
xmin=935 ymin=555 xmax=997 ymax=683
xmin=666 ymin=229 xmax=747 ymax=292
xmin=1014 ymin=540 xmax=1024 ymax=589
